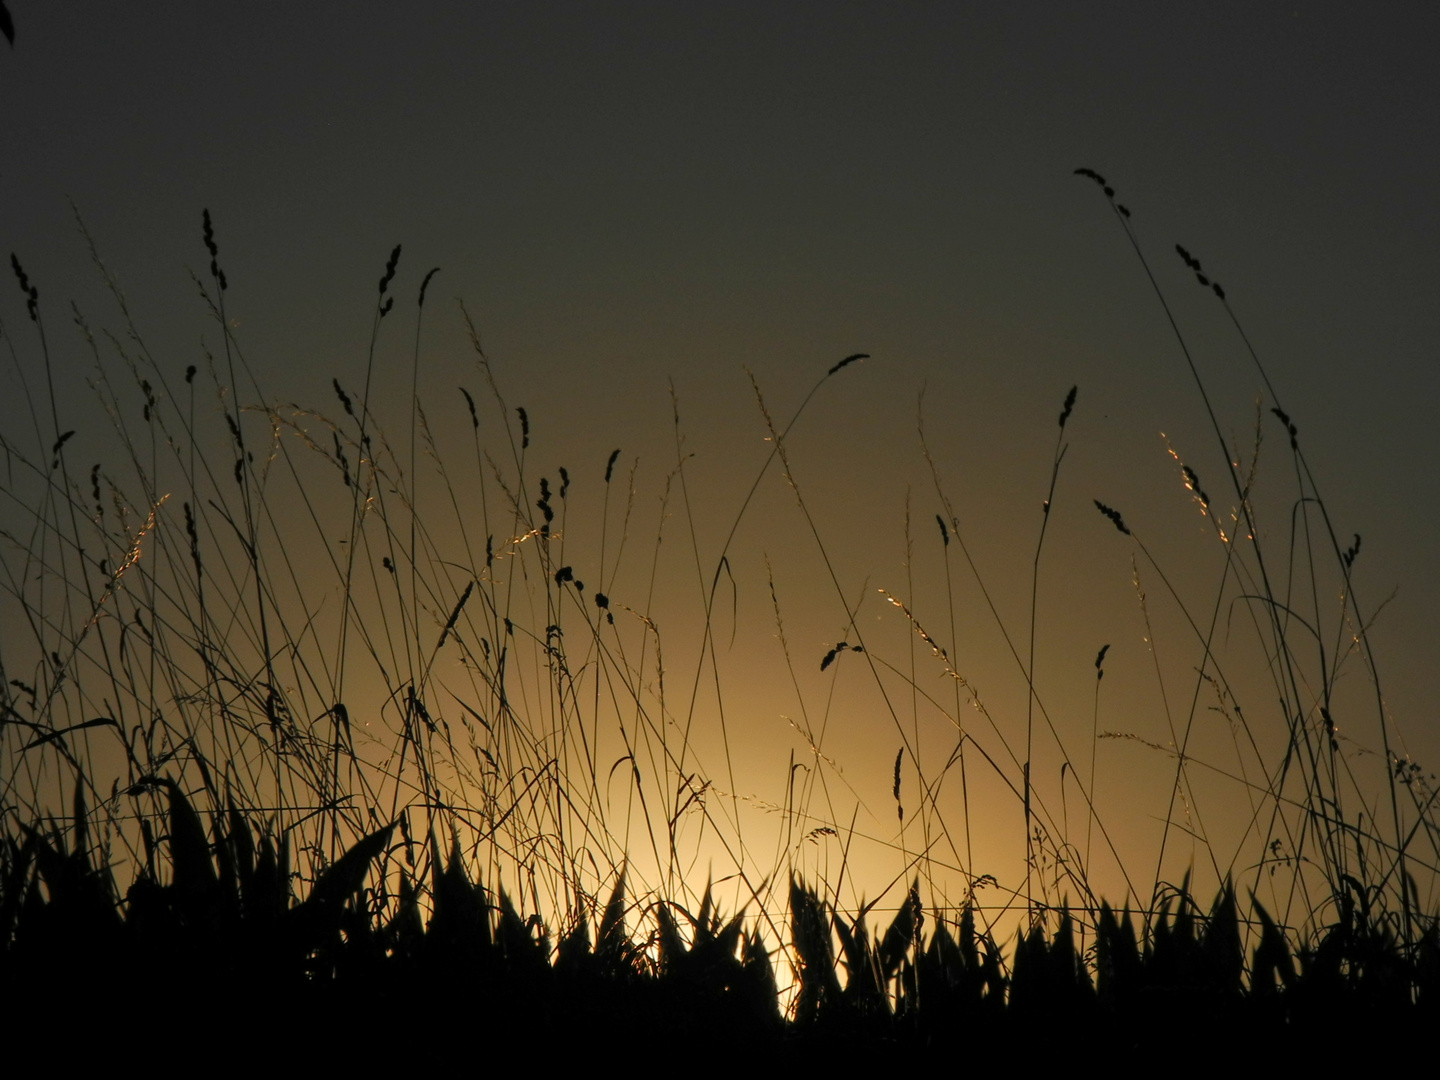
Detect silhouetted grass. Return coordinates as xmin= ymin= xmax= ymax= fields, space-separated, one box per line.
xmin=3 ymin=783 xmax=1434 ymax=1062
xmin=2 ymin=179 xmax=1437 ymax=1060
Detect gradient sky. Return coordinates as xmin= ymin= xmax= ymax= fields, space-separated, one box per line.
xmin=4 ymin=4 xmax=1437 ymax=917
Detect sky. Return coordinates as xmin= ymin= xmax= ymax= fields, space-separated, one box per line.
xmin=3 ymin=4 xmax=1438 ymax=924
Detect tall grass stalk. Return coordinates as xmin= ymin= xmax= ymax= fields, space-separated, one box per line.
xmin=1 ymin=182 xmax=1435 ymax=1037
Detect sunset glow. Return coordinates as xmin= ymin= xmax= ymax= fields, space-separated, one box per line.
xmin=2 ymin=5 xmax=1437 ymax=1057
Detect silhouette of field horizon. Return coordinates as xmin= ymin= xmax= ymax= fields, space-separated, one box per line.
xmin=2 ymin=177 xmax=1437 ymax=1060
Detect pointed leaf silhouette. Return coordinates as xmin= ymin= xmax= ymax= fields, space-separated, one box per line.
xmin=1249 ymin=895 xmax=1295 ymax=996
xmin=1203 ymin=883 xmax=1243 ymax=995
xmin=715 ymin=911 xmax=745 ymax=964
xmin=137 ymin=777 xmax=217 ymax=907
xmin=655 ymin=901 xmax=688 ymax=975
xmin=789 ymin=876 xmax=841 ymax=1024
xmin=556 ymin=906 xmax=591 ymax=972
xmin=879 ymin=882 xmax=920 ymax=976
xmin=226 ymin=804 xmax=256 ymax=910
xmin=71 ymin=779 xmax=88 ymax=865
xmin=304 ymin=822 xmax=393 ymax=913
xmin=597 ymin=866 xmax=628 ymax=966
xmin=0 ymin=834 xmax=36 ymax=944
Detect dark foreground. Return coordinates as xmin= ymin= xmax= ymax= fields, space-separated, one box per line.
xmin=3 ymin=788 xmax=1433 ymax=1066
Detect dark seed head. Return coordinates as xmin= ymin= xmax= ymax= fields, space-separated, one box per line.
xmin=333 ymin=378 xmax=354 ymax=416
xmin=418 ymin=266 xmax=440 ymax=307
xmin=1093 ymin=500 xmax=1131 ymax=536
xmin=379 ymin=244 xmax=402 ymax=295
xmin=828 ymin=352 xmax=869 ymax=376
xmin=1059 ymin=385 xmax=1077 ymax=429
xmin=11 ymin=253 xmax=39 ymax=318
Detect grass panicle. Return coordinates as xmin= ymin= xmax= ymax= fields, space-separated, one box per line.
xmin=0 ymin=187 xmax=1435 ymax=1058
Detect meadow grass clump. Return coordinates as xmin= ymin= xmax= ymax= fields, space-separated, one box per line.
xmin=2 ymin=180 xmax=1437 ymax=1060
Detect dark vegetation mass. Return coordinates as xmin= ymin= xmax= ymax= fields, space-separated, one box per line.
xmin=4 ymin=786 xmax=1436 ymax=1062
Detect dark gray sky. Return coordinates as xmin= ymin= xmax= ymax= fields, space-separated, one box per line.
xmin=4 ymin=3 xmax=1437 ymax=907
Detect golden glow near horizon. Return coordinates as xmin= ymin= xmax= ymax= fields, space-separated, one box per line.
xmin=2 ymin=7 xmax=1437 ymax=985
xmin=3 ymin=321 xmax=1423 ymax=960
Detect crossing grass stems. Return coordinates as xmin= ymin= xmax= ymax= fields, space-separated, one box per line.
xmin=1 ymin=175 xmax=1436 ymax=1057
